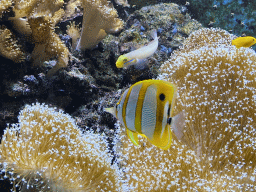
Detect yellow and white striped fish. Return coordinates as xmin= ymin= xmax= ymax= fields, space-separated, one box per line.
xmin=105 ymin=79 xmax=185 ymax=150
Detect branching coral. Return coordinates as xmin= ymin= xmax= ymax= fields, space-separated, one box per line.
xmin=9 ymin=0 xmax=64 ymax=37
xmin=66 ymin=0 xmax=123 ymax=50
xmin=28 ymin=12 xmax=70 ymax=76
xmin=158 ymin=28 xmax=256 ymax=190
xmin=66 ymin=21 xmax=81 ymax=50
xmin=0 ymin=103 xmax=125 ymax=191
xmin=0 ymin=0 xmax=69 ymax=76
xmin=0 ymin=0 xmax=123 ymax=74
xmin=114 ymin=0 xmax=130 ymax=7
xmin=0 ymin=26 xmax=25 ymax=63
xmin=12 ymin=0 xmax=64 ymax=18
xmin=0 ymin=0 xmax=12 ymax=18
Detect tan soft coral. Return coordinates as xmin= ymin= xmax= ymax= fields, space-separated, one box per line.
xmin=0 ymin=0 xmax=12 ymax=18
xmin=1 ymin=0 xmax=123 ymax=74
xmin=66 ymin=21 xmax=81 ymax=50
xmin=12 ymin=0 xmax=64 ymax=18
xmin=0 ymin=0 xmax=69 ymax=75
xmin=14 ymin=0 xmax=69 ymax=76
xmin=0 ymin=103 xmax=124 ymax=191
xmin=28 ymin=9 xmax=69 ymax=76
xmin=158 ymin=28 xmax=256 ymax=190
xmin=66 ymin=0 xmax=123 ymax=50
xmin=0 ymin=26 xmax=25 ymax=63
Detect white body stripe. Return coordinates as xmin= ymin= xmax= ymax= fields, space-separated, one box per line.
xmin=124 ymin=29 xmax=158 ymax=61
xmin=117 ymin=89 xmax=129 ymax=127
xmin=126 ymin=83 xmax=143 ymax=132
xmin=161 ymin=101 xmax=169 ymax=139
xmin=141 ymin=84 xmax=157 ymax=139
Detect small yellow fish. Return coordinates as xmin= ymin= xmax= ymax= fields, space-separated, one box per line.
xmin=232 ymin=36 xmax=256 ymax=48
xmin=105 ymin=79 xmax=185 ymax=150
xmin=116 ymin=30 xmax=158 ymax=69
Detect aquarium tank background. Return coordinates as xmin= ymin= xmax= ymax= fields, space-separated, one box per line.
xmin=0 ymin=0 xmax=255 ymax=191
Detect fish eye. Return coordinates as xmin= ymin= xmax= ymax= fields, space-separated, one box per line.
xmin=159 ymin=93 xmax=165 ymax=101
xmin=167 ymin=117 xmax=172 ymax=124
xmin=123 ymin=58 xmax=128 ymax=62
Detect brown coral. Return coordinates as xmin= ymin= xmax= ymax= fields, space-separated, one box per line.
xmin=0 ymin=0 xmax=69 ymax=76
xmin=0 ymin=0 xmax=12 ymax=18
xmin=66 ymin=0 xmax=123 ymax=50
xmin=1 ymin=0 xmax=123 ymax=74
xmin=12 ymin=0 xmax=64 ymax=18
xmin=0 ymin=26 xmax=25 ymax=63
xmin=0 ymin=0 xmax=124 ymax=75
xmin=28 ymin=12 xmax=70 ymax=76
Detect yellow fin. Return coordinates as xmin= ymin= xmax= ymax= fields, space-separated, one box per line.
xmin=126 ymin=129 xmax=140 ymax=147
xmin=149 ymin=126 xmax=172 ymax=150
xmin=138 ymin=133 xmax=147 ymax=139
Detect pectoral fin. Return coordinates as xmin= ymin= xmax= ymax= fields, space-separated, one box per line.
xmin=104 ymin=107 xmax=117 ymax=118
xmin=172 ymin=110 xmax=186 ymax=140
xmin=134 ymin=58 xmax=148 ymax=70
xmin=127 ymin=129 xmax=140 ymax=147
